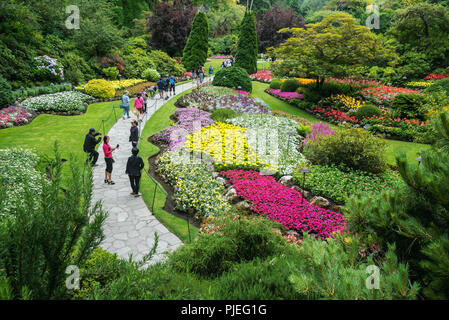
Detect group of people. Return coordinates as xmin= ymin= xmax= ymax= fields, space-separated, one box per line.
xmin=83 ymin=122 xmax=145 ymax=198
xmin=157 ymin=75 xmax=177 ymax=100
xmin=221 ymin=57 xmax=234 ymax=69
xmin=120 ymin=89 xmax=148 ymax=122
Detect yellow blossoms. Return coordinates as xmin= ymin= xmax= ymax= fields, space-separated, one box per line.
xmin=281 ymin=78 xmax=316 ymax=85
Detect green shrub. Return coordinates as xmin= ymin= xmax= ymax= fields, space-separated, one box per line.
xmin=84 ymin=79 xmax=115 ymax=98
xmin=269 ymin=79 xmax=282 ymax=89
xmin=291 ymin=99 xmax=312 ymax=110
xmin=355 ymin=104 xmax=382 ymax=119
xmin=280 ymin=79 xmax=301 ymax=92
xmin=182 ymin=12 xmax=209 ymax=71
xmin=304 ymin=81 xmax=354 ymax=98
xmin=169 ymin=217 xmax=286 ymax=278
xmin=304 ymin=128 xmax=387 ymax=174
xmin=234 ymin=11 xmax=258 ymax=75
xmin=212 ymin=66 xmax=252 ymax=92
xmin=303 ymin=89 xmax=322 ymax=103
xmin=211 ymin=108 xmax=237 ymax=122
xmin=0 ymin=75 xmax=14 ymax=108
xmin=149 ymin=50 xmax=185 ymax=76
xmin=296 ymin=122 xmax=311 ymax=136
xmin=102 ymin=67 xmax=119 ymax=80
xmin=391 ymin=93 xmax=427 ymax=120
xmin=425 ymin=78 xmax=449 ymax=95
xmin=142 ymin=68 xmax=160 ymax=82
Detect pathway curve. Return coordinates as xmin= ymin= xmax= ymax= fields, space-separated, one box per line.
xmin=92 ymin=78 xmax=211 ymax=265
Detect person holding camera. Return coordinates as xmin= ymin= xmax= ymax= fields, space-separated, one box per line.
xmin=126 ymin=147 xmax=145 ymax=197
xmin=83 ymin=128 xmax=102 ymax=166
xmin=102 ymin=135 xmax=119 ymax=185
xmin=130 ymin=120 xmax=139 ymax=148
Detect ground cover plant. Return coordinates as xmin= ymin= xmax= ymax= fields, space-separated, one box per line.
xmin=0 ymin=106 xmax=35 ymax=128
xmin=20 ymin=91 xmax=92 ymax=113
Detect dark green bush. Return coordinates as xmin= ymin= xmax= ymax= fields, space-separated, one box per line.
xmin=391 ymin=93 xmax=427 ymax=119
xmin=269 ymin=79 xmax=282 ymax=89
xmin=292 ymin=99 xmax=313 ymax=110
xmin=211 ymin=108 xmax=237 ymax=122
xmin=212 ymin=66 xmax=252 ymax=92
xmin=355 ymin=104 xmax=382 ymax=119
xmin=280 ymin=79 xmax=301 ymax=92
xmin=0 ymin=75 xmax=15 ymax=108
xmin=304 ymin=128 xmax=387 ymax=174
xmin=425 ymin=78 xmax=449 ymax=95
xmin=304 ymin=81 xmax=354 ymax=98
xmin=169 ymin=217 xmax=286 ymax=278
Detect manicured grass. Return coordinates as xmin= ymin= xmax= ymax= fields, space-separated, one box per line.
xmin=138 ymin=90 xmax=200 ymax=243
xmin=251 ymin=81 xmax=431 ymax=166
xmin=204 ymin=58 xmax=226 ymax=75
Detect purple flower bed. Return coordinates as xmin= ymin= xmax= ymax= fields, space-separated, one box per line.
xmin=268 ymin=89 xmax=304 ymax=101
xmin=155 ymin=108 xmax=215 ymax=150
xmin=304 ymin=122 xmax=335 ymax=145
xmin=0 ymin=106 xmax=35 ymax=129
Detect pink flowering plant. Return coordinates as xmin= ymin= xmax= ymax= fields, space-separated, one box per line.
xmin=220 ymin=169 xmax=347 ymax=239
xmin=304 ymin=122 xmax=335 ymax=145
xmin=250 ymin=70 xmax=272 ymax=83
xmin=0 ymin=106 xmax=35 ymax=129
xmin=34 ymin=55 xmax=64 ymax=82
xmin=268 ymin=89 xmax=304 ymax=101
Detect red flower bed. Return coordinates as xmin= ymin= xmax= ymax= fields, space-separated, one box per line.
xmin=312 ymin=105 xmax=359 ymax=124
xmin=220 ymin=169 xmax=346 ymax=239
xmin=359 ymin=85 xmax=423 ymax=105
xmin=424 ymin=74 xmax=449 ymax=80
xmin=249 ymin=70 xmax=272 ymax=82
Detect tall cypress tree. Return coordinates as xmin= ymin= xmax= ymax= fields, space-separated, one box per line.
xmin=182 ymin=11 xmax=209 ymax=72
xmin=234 ymin=11 xmax=258 ymax=75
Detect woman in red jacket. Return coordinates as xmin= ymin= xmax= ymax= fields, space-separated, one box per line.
xmin=103 ymin=135 xmax=118 ymax=185
xmin=134 ymin=93 xmax=144 ymax=122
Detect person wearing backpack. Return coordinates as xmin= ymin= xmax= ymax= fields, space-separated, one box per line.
xmin=157 ymin=77 xmax=165 ymax=100
xmin=169 ymin=75 xmax=176 ymax=96
xmin=163 ymin=76 xmax=170 ymax=100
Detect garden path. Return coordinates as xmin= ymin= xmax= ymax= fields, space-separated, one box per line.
xmin=92 ymin=79 xmax=210 ymax=266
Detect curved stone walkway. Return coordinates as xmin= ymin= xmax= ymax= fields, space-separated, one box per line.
xmin=92 ymin=79 xmax=210 ymax=265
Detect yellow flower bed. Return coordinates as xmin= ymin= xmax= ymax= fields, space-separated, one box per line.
xmin=332 ymin=94 xmax=363 ymax=110
xmin=75 ymin=79 xmax=146 ymax=91
xmin=183 ymin=122 xmax=274 ymax=171
xmin=427 ymin=105 xmax=449 ymax=119
xmin=84 ymin=79 xmax=115 ymax=98
xmin=406 ymin=81 xmax=433 ymax=88
xmin=281 ymin=78 xmax=316 ymax=85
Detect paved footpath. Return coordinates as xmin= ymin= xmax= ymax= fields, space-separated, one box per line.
xmin=92 ymin=79 xmax=210 ymax=265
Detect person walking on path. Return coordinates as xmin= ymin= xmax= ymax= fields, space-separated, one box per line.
xmin=121 ymin=91 xmax=130 ymax=120
xmin=129 ymin=120 xmax=139 ymax=148
xmin=126 ymin=147 xmax=145 ymax=197
xmin=141 ymin=89 xmax=148 ymax=113
xmin=209 ymin=66 xmax=213 ymax=76
xmin=197 ymin=66 xmax=205 ymax=84
xmin=169 ymin=75 xmax=176 ymax=96
xmin=102 ymin=135 xmax=118 ymax=185
xmin=83 ymin=128 xmax=102 ymax=167
xmin=163 ymin=76 xmax=170 ymax=100
xmin=147 ymin=85 xmax=157 ymax=99
xmin=157 ymin=77 xmax=165 ymax=100
xmin=134 ymin=93 xmax=144 ymax=122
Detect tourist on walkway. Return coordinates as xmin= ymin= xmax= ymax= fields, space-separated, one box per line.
xmin=157 ymin=77 xmax=165 ymax=100
xmin=198 ymin=66 xmax=205 ymax=84
xmin=147 ymin=85 xmax=157 ymax=100
xmin=102 ymin=135 xmax=118 ymax=185
xmin=126 ymin=147 xmax=145 ymax=197
xmin=134 ymin=93 xmax=144 ymax=122
xmin=121 ymin=91 xmax=130 ymax=120
xmin=130 ymin=120 xmax=139 ymax=148
xmin=209 ymin=66 xmax=213 ymax=76
xmin=169 ymin=75 xmax=176 ymax=96
xmin=163 ymin=76 xmax=170 ymax=100
xmin=83 ymin=128 xmax=102 ymax=167
xmin=141 ymin=89 xmax=148 ymax=113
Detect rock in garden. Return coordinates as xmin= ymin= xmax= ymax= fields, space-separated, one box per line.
xmin=291 ymin=186 xmax=310 ymax=198
xmin=279 ymin=175 xmax=294 ymax=187
xmin=235 ymin=200 xmax=251 ymax=212
xmin=310 ymin=196 xmax=330 ymax=208
xmin=215 ymin=177 xmax=226 ymax=185
xmin=225 ymin=188 xmax=239 ymax=203
xmin=211 ymin=172 xmax=219 ymax=179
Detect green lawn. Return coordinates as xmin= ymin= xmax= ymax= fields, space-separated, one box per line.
xmin=251 ymin=81 xmax=431 ymax=166
xmin=204 ymin=58 xmax=226 ymax=75
xmin=138 ymin=90 xmax=200 ymax=243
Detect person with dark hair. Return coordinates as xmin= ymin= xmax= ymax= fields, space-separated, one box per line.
xmin=157 ymin=77 xmax=165 ymax=99
xmin=169 ymin=75 xmax=176 ymax=96
xmin=102 ymin=135 xmax=118 ymax=185
xmin=163 ymin=76 xmax=170 ymax=100
xmin=83 ymin=128 xmax=102 ymax=166
xmin=147 ymin=85 xmax=157 ymax=99
xmin=125 ymin=147 xmax=145 ymax=197
xmin=121 ymin=91 xmax=130 ymax=120
xmin=134 ymin=93 xmax=144 ymax=122
xmin=141 ymin=89 xmax=148 ymax=113
xmin=129 ymin=120 xmax=139 ymax=148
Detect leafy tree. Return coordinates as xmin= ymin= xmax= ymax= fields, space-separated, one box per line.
xmin=256 ymin=4 xmax=305 ymax=52
xmin=0 ymin=144 xmax=107 ymax=299
xmin=345 ymin=112 xmax=449 ymax=299
xmin=208 ymin=5 xmax=245 ymax=37
xmin=146 ymin=0 xmax=196 ymax=56
xmin=273 ymin=13 xmax=397 ymax=87
xmin=234 ymin=11 xmax=258 ymax=75
xmin=0 ymin=75 xmax=14 ymax=109
xmin=390 ymin=2 xmax=449 ymax=68
xmin=120 ymin=0 xmax=149 ymax=28
xmin=182 ymin=12 xmax=209 ymax=71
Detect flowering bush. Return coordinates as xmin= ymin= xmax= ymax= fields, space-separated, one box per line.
xmin=0 ymin=148 xmax=45 ymax=215
xmin=327 ymin=77 xmax=381 ymax=87
xmin=249 ymin=70 xmax=272 ymax=82
xmin=34 ymin=55 xmax=64 ymax=81
xmin=158 ymin=151 xmax=231 ymax=218
xmin=21 ymin=91 xmax=92 ymax=112
xmin=311 ymin=105 xmax=359 ymax=124
xmin=0 ymin=106 xmax=34 ymax=128
xmin=293 ymin=165 xmax=402 ymax=204
xmin=220 ymin=169 xmax=347 ymax=239
xmin=406 ymin=81 xmax=433 ymax=89
xmin=304 ymin=122 xmax=335 ymax=145
xmin=327 ymin=94 xmax=363 ymax=111
xmin=424 ymin=74 xmax=449 ymax=80
xmin=359 ymin=86 xmax=423 ymax=105
xmin=267 ymin=89 xmax=304 ymax=101
xmin=84 ymin=79 xmax=115 ymax=98
xmin=209 ymin=56 xmax=232 ymax=59
xmin=280 ymin=78 xmax=316 ymax=85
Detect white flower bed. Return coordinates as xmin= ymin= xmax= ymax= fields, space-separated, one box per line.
xmin=21 ymin=91 xmax=92 ymax=112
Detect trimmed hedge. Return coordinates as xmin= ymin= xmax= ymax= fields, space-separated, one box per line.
xmin=84 ymin=79 xmax=115 ymax=98
xmin=280 ymin=79 xmax=301 ymax=92
xmin=269 ymin=79 xmax=282 ymax=90
xmin=212 ymin=66 xmax=252 ymax=92
xmin=355 ymin=104 xmax=382 ymax=119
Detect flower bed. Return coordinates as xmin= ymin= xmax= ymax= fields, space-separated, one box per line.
xmin=358 ymin=85 xmax=423 ymax=105
xmin=311 ymin=105 xmax=359 ymax=124
xmin=209 ymin=56 xmax=232 ymax=59
xmin=0 ymin=106 xmax=35 ymax=129
xmin=75 ymin=79 xmax=146 ymax=91
xmin=327 ymin=77 xmax=382 ymax=87
xmin=115 ymin=81 xmax=156 ymax=97
xmin=21 ymin=91 xmax=92 ymax=113
xmin=304 ymin=122 xmax=335 ymax=145
xmin=220 ymin=169 xmax=347 ymax=239
xmin=158 ymin=151 xmax=231 ymax=218
xmin=249 ymin=70 xmax=272 ymax=83
xmin=406 ymin=81 xmax=433 ymax=89
xmin=424 ymin=74 xmax=449 ymax=80
xmin=293 ymin=165 xmax=402 ymax=204
xmin=267 ymin=89 xmax=304 ymax=101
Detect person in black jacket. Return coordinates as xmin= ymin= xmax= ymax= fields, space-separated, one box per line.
xmin=83 ymin=128 xmax=102 ymax=166
xmin=129 ymin=120 xmax=139 ymax=148
xmin=126 ymin=147 xmax=145 ymax=197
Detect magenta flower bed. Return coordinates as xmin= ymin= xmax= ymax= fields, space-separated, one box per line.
xmin=268 ymin=89 xmax=303 ymax=101
xmin=304 ymin=122 xmax=335 ymax=145
xmin=235 ymin=90 xmax=249 ymax=96
xmin=220 ymin=169 xmax=346 ymax=239
xmin=208 ymin=56 xmax=232 ymax=59
xmin=0 ymin=106 xmax=34 ymax=129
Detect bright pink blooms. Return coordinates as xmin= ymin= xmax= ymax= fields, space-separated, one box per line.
xmin=268 ymin=89 xmax=304 ymax=101
xmin=304 ymin=122 xmax=335 ymax=144
xmin=250 ymin=70 xmax=272 ymax=82
xmin=235 ymin=90 xmax=250 ymax=96
xmin=208 ymin=56 xmax=232 ymax=59
xmin=424 ymin=74 xmax=449 ymax=80
xmin=0 ymin=106 xmax=33 ymax=128
xmin=220 ymin=169 xmax=347 ymax=239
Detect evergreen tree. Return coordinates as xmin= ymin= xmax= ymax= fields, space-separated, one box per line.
xmin=234 ymin=11 xmax=258 ymax=75
xmin=345 ymin=112 xmax=449 ymax=299
xmin=182 ymin=11 xmax=209 ymax=71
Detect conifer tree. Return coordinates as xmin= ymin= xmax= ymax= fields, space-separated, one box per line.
xmin=234 ymin=10 xmax=258 ymax=75
xmin=182 ymin=11 xmax=209 ymax=72
xmin=345 ymin=112 xmax=449 ymax=299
